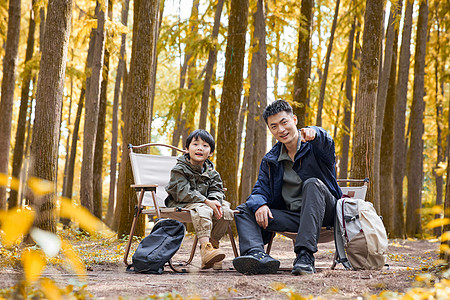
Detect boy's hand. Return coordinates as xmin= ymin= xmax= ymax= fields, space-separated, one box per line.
xmin=205 ymin=199 xmax=223 ymax=219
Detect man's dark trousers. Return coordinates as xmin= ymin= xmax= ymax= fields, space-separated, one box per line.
xmin=235 ymin=178 xmax=336 ymax=255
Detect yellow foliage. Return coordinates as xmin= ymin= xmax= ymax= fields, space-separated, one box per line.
xmin=27 ymin=177 xmax=55 ymax=196
xmin=40 ymin=278 xmax=62 ymax=300
xmin=59 ymin=197 xmax=113 ymax=237
xmin=440 ymin=231 xmax=450 ymax=242
xmin=0 ymin=208 xmax=35 ymax=248
xmin=0 ymin=173 xmax=20 ymax=191
xmin=434 ymin=161 xmax=447 ymax=176
xmin=60 ymin=241 xmax=86 ymax=279
xmin=21 ymin=249 xmax=46 ymax=283
xmin=425 ymin=218 xmax=450 ymax=229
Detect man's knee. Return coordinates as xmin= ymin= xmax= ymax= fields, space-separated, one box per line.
xmin=303 ymin=178 xmax=325 ymax=192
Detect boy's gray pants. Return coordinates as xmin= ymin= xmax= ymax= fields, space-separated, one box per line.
xmin=235 ymin=178 xmax=336 ymax=255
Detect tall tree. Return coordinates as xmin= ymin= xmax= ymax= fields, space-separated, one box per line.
xmin=373 ymin=2 xmax=402 ymax=213
xmin=240 ymin=0 xmax=267 ymax=203
xmin=316 ymin=0 xmax=340 ymax=126
xmin=292 ymin=0 xmax=313 ymax=128
xmin=29 ymin=0 xmax=73 ymax=232
xmin=406 ymin=0 xmax=428 ymax=237
xmin=0 ymin=0 xmax=21 ymax=209
xmin=392 ymin=0 xmax=414 ymax=239
xmin=106 ymin=0 xmax=130 ymax=227
xmin=339 ymin=5 xmax=357 ymax=179
xmin=80 ymin=0 xmax=108 ymax=213
xmin=9 ymin=0 xmax=37 ymax=209
xmin=199 ymin=0 xmax=225 ymax=130
xmin=350 ymin=0 xmax=384 ymax=206
xmin=216 ymin=0 xmax=249 ymax=209
xmin=117 ymin=0 xmax=160 ymax=238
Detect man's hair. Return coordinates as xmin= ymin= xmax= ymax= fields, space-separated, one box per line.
xmin=185 ymin=129 xmax=215 ymax=153
xmin=262 ymin=100 xmax=293 ymax=124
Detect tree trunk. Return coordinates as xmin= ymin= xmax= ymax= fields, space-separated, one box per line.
xmin=216 ymin=0 xmax=249 ymax=209
xmin=373 ymin=2 xmax=402 ymax=213
xmin=240 ymin=0 xmax=267 ymax=204
xmin=93 ymin=2 xmax=112 ymax=219
xmin=391 ymin=0 xmax=413 ymax=239
xmin=292 ymin=0 xmax=313 ymax=128
xmin=199 ymin=0 xmax=225 ymax=130
xmin=339 ymin=10 xmax=356 ymax=179
xmin=316 ymin=0 xmax=340 ymax=126
xmin=29 ymin=0 xmax=72 ymax=232
xmin=442 ymin=149 xmax=450 ymax=263
xmin=406 ymin=0 xmax=428 ymax=238
xmin=106 ymin=0 xmax=130 ymax=227
xmin=0 ymin=0 xmax=21 ymax=209
xmin=117 ymin=0 xmax=160 ymax=238
xmin=9 ymin=0 xmax=36 ymax=209
xmin=350 ymin=0 xmax=384 ymax=206
xmin=80 ymin=0 xmax=108 ymax=213
xmin=380 ymin=21 xmax=400 ymax=235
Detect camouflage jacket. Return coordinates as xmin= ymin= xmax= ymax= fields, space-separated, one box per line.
xmin=165 ymin=154 xmax=225 ymax=207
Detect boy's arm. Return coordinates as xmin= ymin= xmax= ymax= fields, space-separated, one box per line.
xmin=166 ymin=168 xmax=207 ymax=204
xmin=207 ymin=170 xmax=225 ymax=204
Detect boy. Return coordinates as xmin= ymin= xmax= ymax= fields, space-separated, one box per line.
xmin=165 ymin=129 xmax=233 ymax=269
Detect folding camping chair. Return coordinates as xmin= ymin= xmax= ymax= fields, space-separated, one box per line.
xmin=122 ymin=143 xmax=239 ymax=271
xmin=265 ymin=178 xmax=369 ymax=269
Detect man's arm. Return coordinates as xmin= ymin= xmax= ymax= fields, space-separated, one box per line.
xmin=305 ymin=126 xmax=336 ymax=165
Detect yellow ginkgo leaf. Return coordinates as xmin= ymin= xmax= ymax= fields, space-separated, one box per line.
xmin=61 ymin=240 xmax=86 ymax=279
xmin=419 ymin=205 xmax=443 ymax=215
xmin=21 ymin=249 xmax=46 ymax=283
xmin=0 ymin=208 xmax=36 ymax=248
xmin=59 ymin=197 xmax=113 ymax=237
xmin=270 ymin=282 xmax=287 ymax=291
xmin=425 ymin=218 xmax=450 ymax=229
xmin=435 ymin=162 xmax=448 ymax=177
xmin=440 ymin=231 xmax=450 ymax=242
xmin=27 ymin=177 xmax=55 ymax=196
xmin=0 ymin=173 xmax=20 ymax=191
xmin=40 ymin=278 xmax=61 ymax=300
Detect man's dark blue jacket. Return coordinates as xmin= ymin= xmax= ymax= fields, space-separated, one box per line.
xmin=246 ymin=126 xmax=342 ymax=213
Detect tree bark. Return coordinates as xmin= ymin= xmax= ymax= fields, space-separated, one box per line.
xmin=240 ymin=0 xmax=267 ymax=204
xmin=292 ymin=0 xmax=313 ymax=128
xmin=106 ymin=0 xmax=130 ymax=227
xmin=216 ymin=0 xmax=249 ymax=209
xmin=80 ymin=0 xmax=108 ymax=213
xmin=199 ymin=0 xmax=225 ymax=130
xmin=391 ymin=0 xmax=413 ymax=239
xmin=316 ymin=0 xmax=340 ymax=126
xmin=339 ymin=10 xmax=356 ymax=179
xmin=406 ymin=0 xmax=428 ymax=238
xmin=9 ymin=0 xmax=36 ymax=209
xmin=29 ymin=0 xmax=72 ymax=232
xmin=0 ymin=0 xmax=21 ymax=209
xmin=350 ymin=0 xmax=384 ymax=206
xmin=117 ymin=0 xmax=160 ymax=238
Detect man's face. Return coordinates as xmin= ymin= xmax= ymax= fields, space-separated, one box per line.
xmin=267 ymin=111 xmax=299 ymax=147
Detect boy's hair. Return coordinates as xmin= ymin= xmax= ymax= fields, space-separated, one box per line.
xmin=185 ymin=129 xmax=215 ymax=153
xmin=262 ymin=100 xmax=293 ymax=124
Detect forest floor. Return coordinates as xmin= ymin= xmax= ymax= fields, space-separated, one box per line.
xmin=0 ymin=230 xmax=448 ymax=300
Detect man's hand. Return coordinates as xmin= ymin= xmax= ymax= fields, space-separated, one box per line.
xmin=205 ymin=199 xmax=223 ymax=219
xmin=300 ymin=127 xmax=316 ymax=143
xmin=255 ymin=205 xmax=273 ymax=229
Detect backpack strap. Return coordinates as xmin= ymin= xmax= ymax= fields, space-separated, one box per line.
xmin=333 ymin=200 xmax=353 ymax=270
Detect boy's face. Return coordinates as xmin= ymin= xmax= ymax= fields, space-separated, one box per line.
xmin=186 ymin=137 xmax=212 ymax=166
xmin=267 ymin=111 xmax=299 ymax=147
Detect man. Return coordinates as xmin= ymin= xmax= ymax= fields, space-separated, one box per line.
xmin=233 ymin=100 xmax=342 ymax=275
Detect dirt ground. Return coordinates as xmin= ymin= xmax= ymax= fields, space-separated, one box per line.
xmin=0 ymin=233 xmax=444 ymax=299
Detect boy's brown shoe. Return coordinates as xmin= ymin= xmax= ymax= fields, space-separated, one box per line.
xmin=200 ymin=242 xmax=225 ymax=269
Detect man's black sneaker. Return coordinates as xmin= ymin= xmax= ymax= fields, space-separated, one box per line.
xmin=233 ymin=251 xmax=280 ymax=274
xmin=292 ymin=249 xmax=316 ymax=275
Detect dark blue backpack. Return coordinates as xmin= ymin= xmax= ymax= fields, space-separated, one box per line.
xmin=127 ymin=219 xmax=185 ymax=274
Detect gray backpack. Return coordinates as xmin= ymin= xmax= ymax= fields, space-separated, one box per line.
xmin=333 ymin=197 xmax=388 ymax=270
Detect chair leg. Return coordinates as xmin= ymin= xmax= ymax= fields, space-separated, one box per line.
xmin=227 ymin=225 xmax=239 ymax=257
xmin=123 ymin=189 xmax=145 ymax=266
xmin=186 ymin=235 xmax=198 ymax=265
xmin=266 ymin=232 xmax=275 ymax=255
xmin=331 ymin=252 xmax=338 ymax=269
